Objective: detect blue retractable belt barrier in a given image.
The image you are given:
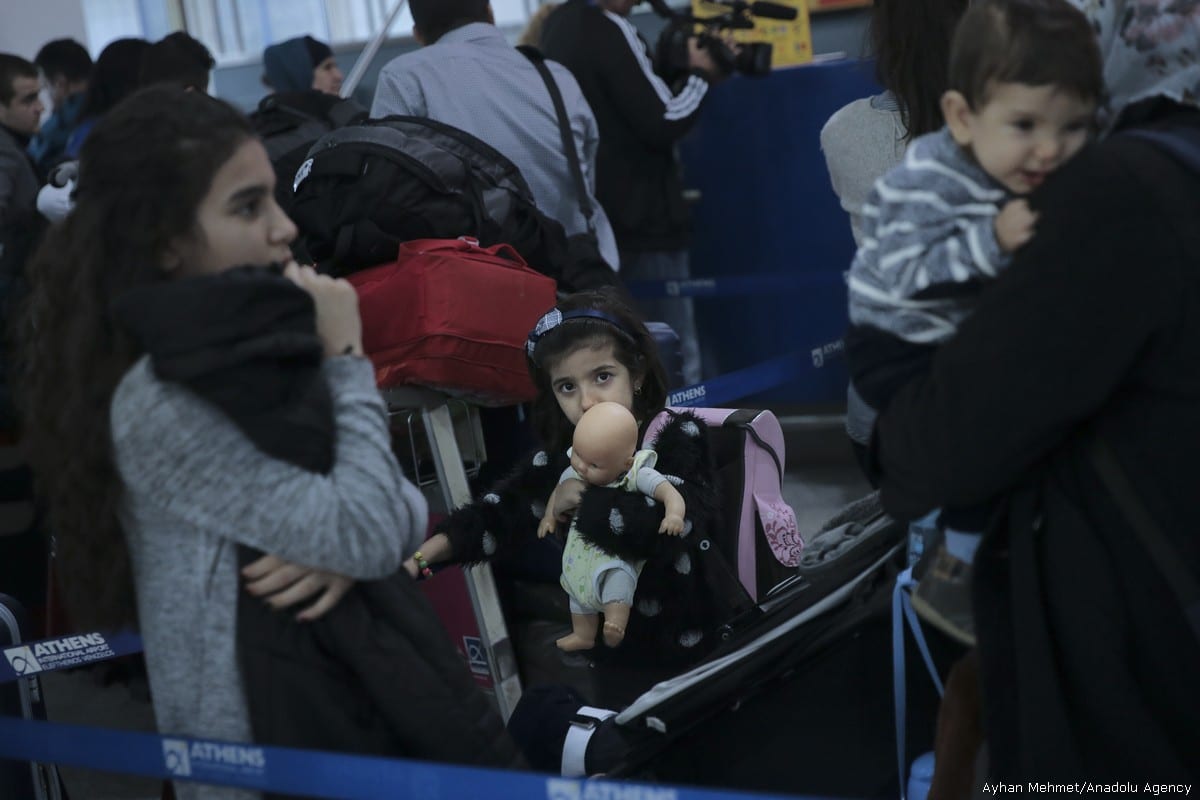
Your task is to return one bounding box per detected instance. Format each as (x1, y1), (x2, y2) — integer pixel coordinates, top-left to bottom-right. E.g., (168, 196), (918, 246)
(624, 272), (843, 300)
(623, 274), (850, 405)
(667, 342), (844, 408)
(0, 715), (846, 800)
(1, 629), (143, 684)
(669, 351), (808, 407)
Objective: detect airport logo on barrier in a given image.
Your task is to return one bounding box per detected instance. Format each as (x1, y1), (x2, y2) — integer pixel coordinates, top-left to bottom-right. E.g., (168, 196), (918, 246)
(5, 633), (114, 676)
(162, 738), (266, 780)
(546, 778), (678, 800)
(668, 385), (706, 406)
(464, 636), (489, 676)
(811, 338), (845, 368)
(3, 645), (41, 676)
(163, 740), (191, 777)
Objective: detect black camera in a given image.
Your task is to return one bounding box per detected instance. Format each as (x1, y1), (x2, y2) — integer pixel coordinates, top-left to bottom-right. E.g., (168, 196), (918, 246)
(645, 0), (798, 80)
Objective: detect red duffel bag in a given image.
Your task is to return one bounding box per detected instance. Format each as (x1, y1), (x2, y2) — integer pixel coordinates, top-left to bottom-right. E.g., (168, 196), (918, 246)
(347, 237), (557, 405)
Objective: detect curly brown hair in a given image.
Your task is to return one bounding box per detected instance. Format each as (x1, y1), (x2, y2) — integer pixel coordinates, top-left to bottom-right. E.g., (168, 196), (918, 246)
(17, 86), (254, 630)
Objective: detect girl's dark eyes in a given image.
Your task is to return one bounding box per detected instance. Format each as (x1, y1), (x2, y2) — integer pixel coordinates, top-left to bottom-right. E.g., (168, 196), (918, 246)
(236, 200), (260, 218)
(556, 372), (612, 392)
(1012, 120), (1035, 132)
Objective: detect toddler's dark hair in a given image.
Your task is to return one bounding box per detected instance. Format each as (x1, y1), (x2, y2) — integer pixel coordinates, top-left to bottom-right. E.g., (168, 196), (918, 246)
(949, 0), (1104, 109)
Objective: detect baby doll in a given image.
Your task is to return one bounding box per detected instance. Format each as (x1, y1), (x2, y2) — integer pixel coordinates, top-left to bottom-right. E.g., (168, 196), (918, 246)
(538, 402), (686, 651)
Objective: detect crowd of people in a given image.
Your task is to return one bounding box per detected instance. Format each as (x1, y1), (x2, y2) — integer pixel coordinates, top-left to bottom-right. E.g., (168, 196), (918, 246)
(0, 0), (1196, 797)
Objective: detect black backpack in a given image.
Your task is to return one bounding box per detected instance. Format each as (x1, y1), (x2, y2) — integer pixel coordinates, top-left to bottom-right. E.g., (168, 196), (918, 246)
(248, 90), (368, 216)
(287, 115), (571, 281)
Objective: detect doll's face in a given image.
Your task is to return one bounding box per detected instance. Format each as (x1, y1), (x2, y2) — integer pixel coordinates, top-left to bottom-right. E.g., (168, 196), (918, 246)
(570, 439), (632, 485)
(570, 401), (638, 485)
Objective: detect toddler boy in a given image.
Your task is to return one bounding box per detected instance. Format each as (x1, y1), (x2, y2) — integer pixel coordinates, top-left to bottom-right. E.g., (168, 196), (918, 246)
(846, 0), (1104, 645)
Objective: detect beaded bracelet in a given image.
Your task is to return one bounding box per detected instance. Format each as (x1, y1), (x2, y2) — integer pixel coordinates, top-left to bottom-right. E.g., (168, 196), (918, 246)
(413, 551), (434, 580)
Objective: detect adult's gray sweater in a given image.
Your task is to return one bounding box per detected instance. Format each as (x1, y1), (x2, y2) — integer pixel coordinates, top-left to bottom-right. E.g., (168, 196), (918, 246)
(111, 355), (427, 800)
(820, 93), (907, 248)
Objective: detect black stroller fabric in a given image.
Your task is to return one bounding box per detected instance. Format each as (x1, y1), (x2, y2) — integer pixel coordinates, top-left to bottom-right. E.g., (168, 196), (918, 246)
(289, 116), (574, 282)
(580, 498), (956, 798)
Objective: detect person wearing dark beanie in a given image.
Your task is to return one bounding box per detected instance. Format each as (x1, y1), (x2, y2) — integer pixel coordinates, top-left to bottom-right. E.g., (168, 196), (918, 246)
(263, 35), (342, 95)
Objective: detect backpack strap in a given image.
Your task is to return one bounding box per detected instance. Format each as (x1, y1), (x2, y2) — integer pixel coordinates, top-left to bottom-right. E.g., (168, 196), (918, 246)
(328, 97), (368, 128)
(1090, 436), (1200, 642)
(256, 92), (366, 132)
(517, 45), (596, 235)
(725, 409), (802, 572)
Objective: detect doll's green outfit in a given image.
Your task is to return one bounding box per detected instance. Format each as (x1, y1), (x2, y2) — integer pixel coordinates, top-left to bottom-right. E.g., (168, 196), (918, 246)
(559, 448), (666, 613)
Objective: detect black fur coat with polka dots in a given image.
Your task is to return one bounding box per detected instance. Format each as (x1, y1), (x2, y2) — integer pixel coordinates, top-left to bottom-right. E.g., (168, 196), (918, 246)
(440, 409), (728, 670)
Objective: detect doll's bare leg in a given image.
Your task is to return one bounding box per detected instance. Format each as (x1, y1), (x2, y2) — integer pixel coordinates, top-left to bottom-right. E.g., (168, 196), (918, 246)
(602, 602), (632, 647)
(598, 568), (636, 647)
(558, 613), (599, 651)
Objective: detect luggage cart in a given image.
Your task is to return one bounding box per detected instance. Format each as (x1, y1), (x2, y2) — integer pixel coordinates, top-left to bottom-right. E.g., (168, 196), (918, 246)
(382, 387), (522, 721)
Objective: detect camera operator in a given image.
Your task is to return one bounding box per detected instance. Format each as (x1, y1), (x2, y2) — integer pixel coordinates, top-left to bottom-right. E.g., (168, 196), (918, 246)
(541, 0), (726, 386)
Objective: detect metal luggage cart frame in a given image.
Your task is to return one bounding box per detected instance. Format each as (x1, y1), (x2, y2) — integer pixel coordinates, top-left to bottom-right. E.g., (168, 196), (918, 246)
(382, 387), (522, 721)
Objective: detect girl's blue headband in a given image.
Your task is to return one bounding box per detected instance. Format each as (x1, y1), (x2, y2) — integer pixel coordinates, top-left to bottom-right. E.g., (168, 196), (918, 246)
(525, 308), (636, 360)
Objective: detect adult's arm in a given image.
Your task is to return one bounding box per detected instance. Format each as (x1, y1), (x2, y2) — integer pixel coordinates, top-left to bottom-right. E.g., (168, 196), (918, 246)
(113, 357), (427, 578)
(434, 446), (567, 564)
(591, 11), (709, 149)
(873, 141), (1185, 519)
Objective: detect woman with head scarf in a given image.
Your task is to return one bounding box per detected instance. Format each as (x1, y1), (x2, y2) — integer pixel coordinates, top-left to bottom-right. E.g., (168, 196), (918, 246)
(868, 0), (1200, 784)
(263, 35), (343, 96)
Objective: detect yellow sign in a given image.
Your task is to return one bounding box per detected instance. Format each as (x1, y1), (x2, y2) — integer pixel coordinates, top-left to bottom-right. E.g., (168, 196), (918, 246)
(691, 0), (813, 69)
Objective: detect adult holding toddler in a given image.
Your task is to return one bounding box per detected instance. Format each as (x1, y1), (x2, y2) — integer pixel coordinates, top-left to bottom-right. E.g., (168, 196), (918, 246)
(868, 0), (1200, 782)
(846, 0), (1104, 644)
